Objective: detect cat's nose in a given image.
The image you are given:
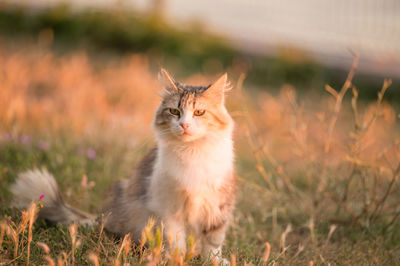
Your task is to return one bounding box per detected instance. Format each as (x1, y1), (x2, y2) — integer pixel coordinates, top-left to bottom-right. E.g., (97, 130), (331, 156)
(179, 123), (189, 130)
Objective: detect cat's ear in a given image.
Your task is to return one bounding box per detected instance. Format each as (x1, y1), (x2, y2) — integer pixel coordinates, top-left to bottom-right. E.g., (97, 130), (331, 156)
(203, 73), (230, 103)
(158, 68), (179, 96)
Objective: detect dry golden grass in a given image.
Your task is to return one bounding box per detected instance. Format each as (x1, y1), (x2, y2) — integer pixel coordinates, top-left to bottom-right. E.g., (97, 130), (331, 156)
(0, 48), (160, 136)
(0, 45), (399, 265)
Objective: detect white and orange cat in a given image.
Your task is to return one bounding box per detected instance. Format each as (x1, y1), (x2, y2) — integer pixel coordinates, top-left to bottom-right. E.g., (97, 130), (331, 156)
(11, 69), (235, 264)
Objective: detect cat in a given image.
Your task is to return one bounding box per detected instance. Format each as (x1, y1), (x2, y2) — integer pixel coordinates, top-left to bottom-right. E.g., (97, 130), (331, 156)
(11, 69), (235, 264)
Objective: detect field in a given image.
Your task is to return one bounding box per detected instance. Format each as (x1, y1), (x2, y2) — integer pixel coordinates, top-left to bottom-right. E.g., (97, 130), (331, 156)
(0, 39), (400, 264)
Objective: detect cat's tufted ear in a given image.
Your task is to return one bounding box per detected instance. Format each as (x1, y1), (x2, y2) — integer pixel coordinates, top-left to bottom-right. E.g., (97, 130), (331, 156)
(203, 73), (230, 104)
(158, 68), (179, 96)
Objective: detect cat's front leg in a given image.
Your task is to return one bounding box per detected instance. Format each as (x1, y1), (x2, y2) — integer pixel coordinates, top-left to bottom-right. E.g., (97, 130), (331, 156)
(201, 225), (230, 265)
(164, 216), (187, 254)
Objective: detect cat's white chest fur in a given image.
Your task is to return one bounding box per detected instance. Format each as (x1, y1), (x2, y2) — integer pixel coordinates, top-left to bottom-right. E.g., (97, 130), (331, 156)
(160, 137), (233, 191)
(148, 136), (233, 219)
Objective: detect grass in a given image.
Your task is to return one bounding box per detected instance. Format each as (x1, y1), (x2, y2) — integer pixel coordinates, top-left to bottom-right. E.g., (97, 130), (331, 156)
(2, 132), (399, 265)
(0, 44), (400, 265)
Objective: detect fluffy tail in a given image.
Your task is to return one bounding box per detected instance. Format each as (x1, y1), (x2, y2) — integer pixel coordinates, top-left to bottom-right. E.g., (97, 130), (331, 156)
(11, 168), (95, 225)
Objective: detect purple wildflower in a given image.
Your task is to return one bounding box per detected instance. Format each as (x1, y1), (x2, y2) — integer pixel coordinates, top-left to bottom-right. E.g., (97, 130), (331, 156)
(39, 194), (45, 201)
(20, 134), (31, 145)
(96, 217), (103, 225)
(87, 148), (96, 160)
(6, 217), (10, 224)
(37, 140), (49, 150)
(1, 133), (11, 142)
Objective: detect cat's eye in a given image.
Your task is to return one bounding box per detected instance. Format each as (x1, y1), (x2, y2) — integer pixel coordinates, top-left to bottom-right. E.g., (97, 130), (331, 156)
(169, 108), (181, 116)
(193, 109), (206, 116)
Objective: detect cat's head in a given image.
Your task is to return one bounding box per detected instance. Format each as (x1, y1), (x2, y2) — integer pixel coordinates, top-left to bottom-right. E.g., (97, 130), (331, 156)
(153, 69), (233, 143)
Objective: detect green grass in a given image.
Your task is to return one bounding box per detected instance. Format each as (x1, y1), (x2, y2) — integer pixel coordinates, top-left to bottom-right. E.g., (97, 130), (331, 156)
(1, 132), (399, 265)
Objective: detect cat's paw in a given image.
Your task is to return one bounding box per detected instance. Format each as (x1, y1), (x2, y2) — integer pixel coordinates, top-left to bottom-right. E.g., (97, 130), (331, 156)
(221, 258), (231, 266)
(215, 257), (230, 266)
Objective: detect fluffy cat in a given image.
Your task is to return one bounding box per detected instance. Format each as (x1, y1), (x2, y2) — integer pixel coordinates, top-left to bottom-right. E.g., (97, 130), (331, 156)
(11, 69), (235, 264)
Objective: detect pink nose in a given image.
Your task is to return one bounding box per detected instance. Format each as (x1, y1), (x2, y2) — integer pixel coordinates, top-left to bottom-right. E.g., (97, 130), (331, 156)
(180, 123), (189, 130)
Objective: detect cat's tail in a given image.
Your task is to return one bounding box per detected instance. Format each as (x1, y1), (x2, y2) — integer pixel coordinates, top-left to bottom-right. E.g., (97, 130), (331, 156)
(10, 168), (96, 226)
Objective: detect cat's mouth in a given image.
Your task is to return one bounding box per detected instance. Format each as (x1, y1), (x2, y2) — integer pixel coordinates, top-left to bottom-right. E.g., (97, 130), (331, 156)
(177, 130), (196, 141)
(180, 131), (192, 137)
(173, 128), (200, 141)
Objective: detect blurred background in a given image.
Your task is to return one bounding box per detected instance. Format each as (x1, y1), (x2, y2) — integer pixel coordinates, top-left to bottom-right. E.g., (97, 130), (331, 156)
(1, 0), (399, 138)
(1, 0), (400, 94)
(36, 0), (400, 78)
